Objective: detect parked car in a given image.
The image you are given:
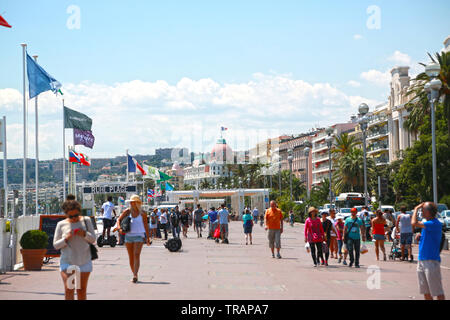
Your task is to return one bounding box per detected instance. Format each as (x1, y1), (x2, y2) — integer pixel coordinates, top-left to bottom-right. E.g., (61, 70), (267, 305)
(437, 203), (449, 214)
(380, 205), (395, 213)
(441, 210), (450, 231)
(339, 208), (352, 219)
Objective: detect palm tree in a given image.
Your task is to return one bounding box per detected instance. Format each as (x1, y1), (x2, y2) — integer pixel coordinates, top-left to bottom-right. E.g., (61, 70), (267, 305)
(332, 132), (360, 157)
(405, 51), (450, 140)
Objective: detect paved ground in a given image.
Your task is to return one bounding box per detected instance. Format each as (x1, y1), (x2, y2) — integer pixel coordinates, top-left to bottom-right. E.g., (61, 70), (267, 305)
(1, 221), (449, 300)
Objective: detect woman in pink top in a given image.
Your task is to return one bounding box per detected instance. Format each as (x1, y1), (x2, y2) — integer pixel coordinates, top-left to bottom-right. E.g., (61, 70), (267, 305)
(304, 207), (325, 267)
(334, 214), (348, 265)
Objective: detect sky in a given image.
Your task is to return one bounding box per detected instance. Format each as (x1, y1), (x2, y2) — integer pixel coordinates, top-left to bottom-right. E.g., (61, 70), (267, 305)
(1, 0), (449, 160)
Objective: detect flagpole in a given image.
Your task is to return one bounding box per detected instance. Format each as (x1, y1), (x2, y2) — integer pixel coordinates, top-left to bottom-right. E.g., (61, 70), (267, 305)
(126, 149), (129, 184)
(62, 99), (66, 200)
(3, 116), (8, 219)
(33, 55), (39, 215)
(21, 43), (27, 216)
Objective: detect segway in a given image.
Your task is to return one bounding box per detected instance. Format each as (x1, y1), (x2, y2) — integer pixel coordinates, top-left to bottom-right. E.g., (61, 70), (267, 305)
(164, 237), (182, 252)
(97, 234), (118, 247)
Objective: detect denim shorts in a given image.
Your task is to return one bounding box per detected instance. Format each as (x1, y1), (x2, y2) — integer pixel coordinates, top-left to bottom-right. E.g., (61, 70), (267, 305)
(125, 234), (145, 243)
(373, 234), (385, 241)
(400, 233), (413, 245)
(60, 260), (93, 273)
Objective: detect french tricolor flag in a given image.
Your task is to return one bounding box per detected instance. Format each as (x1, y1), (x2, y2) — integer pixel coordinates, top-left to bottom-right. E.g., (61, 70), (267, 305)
(127, 155), (146, 175)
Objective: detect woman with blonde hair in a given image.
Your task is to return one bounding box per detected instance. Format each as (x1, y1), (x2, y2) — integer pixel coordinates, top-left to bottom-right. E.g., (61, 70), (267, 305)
(117, 195), (151, 283)
(53, 199), (96, 300)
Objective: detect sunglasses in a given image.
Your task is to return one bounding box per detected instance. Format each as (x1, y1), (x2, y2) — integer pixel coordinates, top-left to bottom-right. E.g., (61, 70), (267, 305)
(68, 213), (80, 219)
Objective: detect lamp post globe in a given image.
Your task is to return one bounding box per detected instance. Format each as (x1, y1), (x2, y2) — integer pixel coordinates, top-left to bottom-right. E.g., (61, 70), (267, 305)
(326, 127), (334, 136)
(358, 103), (369, 116)
(430, 78), (442, 92)
(425, 62), (441, 78)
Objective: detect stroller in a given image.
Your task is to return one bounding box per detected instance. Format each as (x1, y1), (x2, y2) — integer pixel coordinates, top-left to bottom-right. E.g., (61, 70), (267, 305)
(388, 227), (413, 261)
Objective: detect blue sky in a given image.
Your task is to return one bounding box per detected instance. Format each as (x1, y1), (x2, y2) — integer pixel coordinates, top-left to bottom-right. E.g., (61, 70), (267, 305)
(1, 0), (449, 160)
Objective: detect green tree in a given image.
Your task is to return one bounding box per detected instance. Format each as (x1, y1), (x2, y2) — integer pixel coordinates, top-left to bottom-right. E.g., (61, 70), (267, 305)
(393, 103), (450, 206)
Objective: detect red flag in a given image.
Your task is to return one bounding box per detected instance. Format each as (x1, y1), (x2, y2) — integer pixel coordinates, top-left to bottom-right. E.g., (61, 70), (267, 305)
(0, 15), (12, 28)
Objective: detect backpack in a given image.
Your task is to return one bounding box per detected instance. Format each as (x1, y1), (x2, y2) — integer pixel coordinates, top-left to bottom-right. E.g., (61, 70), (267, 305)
(171, 212), (179, 226)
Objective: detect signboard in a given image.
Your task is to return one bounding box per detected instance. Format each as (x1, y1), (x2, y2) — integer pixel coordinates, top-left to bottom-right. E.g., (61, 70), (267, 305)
(83, 185), (137, 194)
(39, 215), (66, 257)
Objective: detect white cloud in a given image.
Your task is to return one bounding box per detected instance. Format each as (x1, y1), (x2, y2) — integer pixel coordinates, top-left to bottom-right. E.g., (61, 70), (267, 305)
(360, 69), (391, 86)
(1, 74), (380, 160)
(353, 34), (363, 40)
(347, 80), (361, 87)
(387, 50), (412, 66)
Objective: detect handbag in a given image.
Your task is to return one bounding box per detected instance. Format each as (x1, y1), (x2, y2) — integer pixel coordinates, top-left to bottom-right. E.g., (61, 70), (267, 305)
(213, 226), (221, 238)
(83, 218), (98, 261)
(120, 211), (131, 233)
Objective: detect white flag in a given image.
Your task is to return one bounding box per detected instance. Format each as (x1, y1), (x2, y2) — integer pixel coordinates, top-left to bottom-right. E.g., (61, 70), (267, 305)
(144, 165), (160, 181)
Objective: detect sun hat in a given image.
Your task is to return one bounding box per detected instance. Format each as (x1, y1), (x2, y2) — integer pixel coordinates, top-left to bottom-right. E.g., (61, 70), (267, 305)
(308, 207), (318, 214)
(129, 195), (142, 203)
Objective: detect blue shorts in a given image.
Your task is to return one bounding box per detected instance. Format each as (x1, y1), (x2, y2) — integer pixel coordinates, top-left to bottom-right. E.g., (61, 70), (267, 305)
(125, 234), (145, 243)
(60, 260), (93, 273)
(373, 234), (385, 241)
(400, 233), (413, 245)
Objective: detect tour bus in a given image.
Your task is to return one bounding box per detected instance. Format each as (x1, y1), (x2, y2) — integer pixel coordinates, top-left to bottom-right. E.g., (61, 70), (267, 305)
(335, 193), (368, 212)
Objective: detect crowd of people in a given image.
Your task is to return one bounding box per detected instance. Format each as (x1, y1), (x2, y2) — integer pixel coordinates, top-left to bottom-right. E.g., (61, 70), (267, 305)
(53, 195), (445, 301)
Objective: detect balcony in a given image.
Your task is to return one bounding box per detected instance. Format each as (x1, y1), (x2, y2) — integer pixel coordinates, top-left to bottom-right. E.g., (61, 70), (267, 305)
(366, 127), (388, 141)
(312, 132), (327, 143)
(367, 142), (389, 155)
(312, 153), (329, 163)
(368, 114), (388, 125)
(374, 155), (389, 166)
(313, 142), (328, 153)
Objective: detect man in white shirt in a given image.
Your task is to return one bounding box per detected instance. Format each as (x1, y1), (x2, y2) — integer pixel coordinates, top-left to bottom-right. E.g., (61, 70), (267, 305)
(101, 196), (116, 240)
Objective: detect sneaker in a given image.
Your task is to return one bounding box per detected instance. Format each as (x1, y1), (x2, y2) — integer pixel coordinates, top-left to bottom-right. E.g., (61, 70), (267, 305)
(246, 242), (248, 245)
(349, 262), (353, 267)
(321, 260), (325, 266)
(325, 261), (328, 266)
(338, 257), (342, 263)
(215, 239), (219, 243)
(313, 264), (317, 267)
(272, 253), (275, 258)
(355, 264), (360, 268)
(343, 260), (347, 266)
(277, 253), (282, 259)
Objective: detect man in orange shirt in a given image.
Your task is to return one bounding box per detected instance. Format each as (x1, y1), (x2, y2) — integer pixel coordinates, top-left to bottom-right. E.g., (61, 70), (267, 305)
(265, 200), (284, 259)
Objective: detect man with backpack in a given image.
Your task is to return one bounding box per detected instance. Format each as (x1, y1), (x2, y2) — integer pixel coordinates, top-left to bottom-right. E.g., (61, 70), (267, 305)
(170, 207), (181, 238)
(194, 204), (204, 238)
(412, 202), (445, 300)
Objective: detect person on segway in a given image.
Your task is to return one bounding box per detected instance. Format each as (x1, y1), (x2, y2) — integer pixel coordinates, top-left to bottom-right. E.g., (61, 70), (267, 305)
(98, 196), (118, 247)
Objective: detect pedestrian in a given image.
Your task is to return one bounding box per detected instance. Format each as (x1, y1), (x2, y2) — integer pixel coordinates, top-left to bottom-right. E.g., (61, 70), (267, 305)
(289, 210), (295, 227)
(101, 196), (117, 241)
(328, 208), (338, 259)
(170, 208), (181, 238)
(383, 209), (395, 242)
(396, 205), (413, 262)
(372, 209), (387, 261)
(363, 211), (372, 241)
(159, 208), (169, 240)
(117, 195), (151, 283)
(54, 199), (96, 300)
(180, 209), (190, 238)
(320, 211), (332, 266)
(252, 207), (259, 224)
(412, 202), (445, 300)
(343, 207), (366, 268)
(193, 204), (204, 238)
(265, 200), (284, 259)
(218, 203), (230, 243)
(243, 209), (253, 245)
(304, 207), (324, 267)
(148, 208), (158, 240)
(208, 207), (219, 239)
(334, 214), (348, 265)
(155, 208), (162, 238)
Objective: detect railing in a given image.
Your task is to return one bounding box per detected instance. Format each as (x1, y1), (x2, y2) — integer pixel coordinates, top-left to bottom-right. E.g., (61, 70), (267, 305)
(368, 142), (388, 152)
(375, 156), (389, 165)
(367, 128), (388, 138)
(313, 163), (331, 172)
(314, 142), (328, 150)
(312, 153), (329, 161)
(369, 114), (388, 124)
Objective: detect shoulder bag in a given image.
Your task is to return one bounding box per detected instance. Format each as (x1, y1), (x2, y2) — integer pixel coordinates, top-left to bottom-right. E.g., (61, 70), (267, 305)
(83, 217), (98, 260)
(344, 219), (359, 243)
(120, 210), (132, 233)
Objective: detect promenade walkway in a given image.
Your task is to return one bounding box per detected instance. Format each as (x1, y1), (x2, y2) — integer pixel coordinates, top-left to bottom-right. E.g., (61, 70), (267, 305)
(1, 221), (449, 300)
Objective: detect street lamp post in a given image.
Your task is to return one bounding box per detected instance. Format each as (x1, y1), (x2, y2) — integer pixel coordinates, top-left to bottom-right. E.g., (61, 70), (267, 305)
(425, 62), (442, 204)
(304, 141), (312, 200)
(325, 128), (334, 206)
(358, 103), (370, 206)
(288, 148), (293, 202)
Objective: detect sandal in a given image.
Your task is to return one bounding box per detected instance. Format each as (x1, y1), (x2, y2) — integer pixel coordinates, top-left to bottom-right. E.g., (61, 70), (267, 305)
(132, 276), (138, 283)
